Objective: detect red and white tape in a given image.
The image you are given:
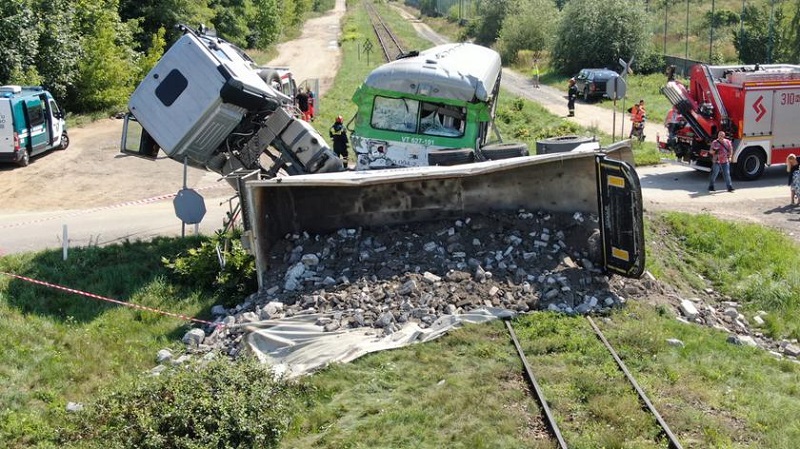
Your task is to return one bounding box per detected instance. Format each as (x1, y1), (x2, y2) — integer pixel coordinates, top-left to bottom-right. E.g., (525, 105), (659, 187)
(1, 271), (221, 328)
(0, 185), (229, 230)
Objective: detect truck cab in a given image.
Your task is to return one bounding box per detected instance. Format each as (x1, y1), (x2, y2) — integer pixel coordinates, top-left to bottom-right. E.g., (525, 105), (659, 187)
(0, 85), (69, 167)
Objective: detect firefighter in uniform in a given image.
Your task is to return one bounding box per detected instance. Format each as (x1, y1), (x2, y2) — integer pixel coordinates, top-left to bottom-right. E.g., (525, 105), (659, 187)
(567, 78), (578, 117)
(329, 115), (349, 168)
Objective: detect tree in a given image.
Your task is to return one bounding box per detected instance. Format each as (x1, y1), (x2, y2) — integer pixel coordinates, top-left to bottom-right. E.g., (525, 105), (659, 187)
(733, 4), (785, 64)
(783, 0), (800, 62)
(551, 0), (653, 75)
(70, 0), (139, 112)
(36, 0), (82, 101)
(463, 0), (510, 46)
(251, 0), (281, 49)
(119, 0), (214, 52)
(210, 0), (254, 48)
(495, 0), (559, 64)
(0, 0), (41, 85)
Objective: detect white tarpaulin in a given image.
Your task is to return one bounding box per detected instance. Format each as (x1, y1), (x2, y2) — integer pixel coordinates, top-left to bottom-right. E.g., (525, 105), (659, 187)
(245, 308), (515, 378)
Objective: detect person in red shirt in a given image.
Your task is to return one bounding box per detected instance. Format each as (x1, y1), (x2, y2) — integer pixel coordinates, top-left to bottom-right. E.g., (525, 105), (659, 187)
(628, 100), (646, 139)
(708, 131), (735, 192)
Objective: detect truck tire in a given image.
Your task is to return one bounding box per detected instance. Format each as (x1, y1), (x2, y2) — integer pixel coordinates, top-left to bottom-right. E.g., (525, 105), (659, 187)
(258, 69), (281, 89)
(59, 132), (70, 150)
(428, 148), (474, 166)
(17, 149), (30, 167)
(735, 147), (766, 180)
(480, 142), (529, 160)
(535, 135), (594, 155)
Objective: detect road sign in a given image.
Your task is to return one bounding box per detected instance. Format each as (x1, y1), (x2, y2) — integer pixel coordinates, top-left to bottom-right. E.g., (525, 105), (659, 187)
(618, 57), (635, 76)
(173, 188), (206, 224)
(606, 77), (627, 100)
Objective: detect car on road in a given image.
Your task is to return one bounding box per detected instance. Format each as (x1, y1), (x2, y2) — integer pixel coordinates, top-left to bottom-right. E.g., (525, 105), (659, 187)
(574, 68), (620, 102)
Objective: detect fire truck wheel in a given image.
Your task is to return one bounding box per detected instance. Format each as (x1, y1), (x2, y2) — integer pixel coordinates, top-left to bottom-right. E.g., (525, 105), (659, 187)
(735, 147), (765, 181)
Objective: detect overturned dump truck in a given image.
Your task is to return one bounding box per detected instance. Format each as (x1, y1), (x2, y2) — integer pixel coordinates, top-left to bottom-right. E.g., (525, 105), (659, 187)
(120, 25), (646, 286)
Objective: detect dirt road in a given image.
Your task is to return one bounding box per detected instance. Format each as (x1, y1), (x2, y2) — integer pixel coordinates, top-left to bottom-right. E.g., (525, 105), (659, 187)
(0, 0), (797, 256)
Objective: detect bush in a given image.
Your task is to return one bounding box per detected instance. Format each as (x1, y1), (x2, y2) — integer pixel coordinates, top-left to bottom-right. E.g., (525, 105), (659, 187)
(59, 357), (313, 449)
(163, 228), (257, 304)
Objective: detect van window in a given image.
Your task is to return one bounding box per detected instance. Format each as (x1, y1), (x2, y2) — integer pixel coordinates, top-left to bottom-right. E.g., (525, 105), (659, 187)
(26, 102), (45, 127)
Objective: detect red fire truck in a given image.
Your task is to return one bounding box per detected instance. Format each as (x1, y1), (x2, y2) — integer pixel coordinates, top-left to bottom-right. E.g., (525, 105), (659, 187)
(660, 63), (800, 180)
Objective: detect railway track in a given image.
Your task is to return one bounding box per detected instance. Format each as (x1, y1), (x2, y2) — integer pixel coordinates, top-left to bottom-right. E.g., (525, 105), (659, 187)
(505, 316), (685, 448)
(364, 1), (405, 62)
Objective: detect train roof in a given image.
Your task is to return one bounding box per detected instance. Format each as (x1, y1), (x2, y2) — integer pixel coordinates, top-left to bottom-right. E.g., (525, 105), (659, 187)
(361, 43), (502, 102)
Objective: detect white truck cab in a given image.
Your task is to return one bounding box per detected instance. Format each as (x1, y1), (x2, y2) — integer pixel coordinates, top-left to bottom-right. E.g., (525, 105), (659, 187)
(0, 85), (69, 167)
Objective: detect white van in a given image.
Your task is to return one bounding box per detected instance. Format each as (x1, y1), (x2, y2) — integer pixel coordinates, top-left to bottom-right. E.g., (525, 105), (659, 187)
(0, 85), (69, 167)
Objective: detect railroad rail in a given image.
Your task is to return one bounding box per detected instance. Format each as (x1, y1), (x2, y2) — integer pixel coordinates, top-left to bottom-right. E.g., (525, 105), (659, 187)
(364, 1), (405, 62)
(505, 316), (685, 448)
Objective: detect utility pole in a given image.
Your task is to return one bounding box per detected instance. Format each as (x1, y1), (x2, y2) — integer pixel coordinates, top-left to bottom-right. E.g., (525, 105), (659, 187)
(685, 0), (690, 63)
(739, 0), (746, 63)
(664, 0), (668, 54)
(710, 0), (715, 61)
(767, 0), (775, 63)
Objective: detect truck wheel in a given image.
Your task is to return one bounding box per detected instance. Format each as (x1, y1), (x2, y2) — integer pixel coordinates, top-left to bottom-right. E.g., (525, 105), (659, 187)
(428, 148), (474, 166)
(59, 132), (70, 150)
(480, 142), (529, 160)
(735, 147), (765, 180)
(17, 150), (30, 167)
(535, 135), (595, 155)
(258, 69), (281, 89)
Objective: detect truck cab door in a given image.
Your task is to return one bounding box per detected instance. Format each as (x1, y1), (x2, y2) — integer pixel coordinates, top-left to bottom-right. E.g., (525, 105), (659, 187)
(595, 155), (646, 278)
(119, 113), (160, 160)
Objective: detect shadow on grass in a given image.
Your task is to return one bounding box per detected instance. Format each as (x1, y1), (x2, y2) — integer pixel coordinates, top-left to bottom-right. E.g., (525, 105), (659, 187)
(1, 235), (216, 326)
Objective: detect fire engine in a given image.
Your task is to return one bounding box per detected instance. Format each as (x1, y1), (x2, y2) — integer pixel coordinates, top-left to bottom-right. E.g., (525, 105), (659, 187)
(660, 63), (800, 180)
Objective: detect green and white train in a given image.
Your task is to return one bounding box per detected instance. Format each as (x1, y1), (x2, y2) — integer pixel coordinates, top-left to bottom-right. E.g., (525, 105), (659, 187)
(350, 43), (528, 170)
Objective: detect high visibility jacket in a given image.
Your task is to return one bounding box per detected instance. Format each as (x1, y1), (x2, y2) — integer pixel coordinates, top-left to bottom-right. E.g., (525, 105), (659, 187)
(630, 107), (645, 123)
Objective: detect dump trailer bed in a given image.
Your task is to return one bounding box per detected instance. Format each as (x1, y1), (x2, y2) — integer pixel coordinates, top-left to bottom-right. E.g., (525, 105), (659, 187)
(242, 142), (644, 286)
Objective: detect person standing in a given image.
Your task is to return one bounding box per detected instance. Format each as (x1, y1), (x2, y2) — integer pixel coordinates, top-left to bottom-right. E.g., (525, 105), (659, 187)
(628, 101), (646, 139)
(708, 131), (735, 193)
(329, 115), (349, 168)
(787, 154), (799, 205)
(532, 61), (540, 88)
(296, 89), (310, 121)
(567, 78), (577, 117)
(307, 88), (315, 121)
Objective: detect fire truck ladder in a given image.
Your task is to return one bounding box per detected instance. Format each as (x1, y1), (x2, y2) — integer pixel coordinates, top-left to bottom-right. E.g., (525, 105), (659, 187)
(660, 81), (713, 142)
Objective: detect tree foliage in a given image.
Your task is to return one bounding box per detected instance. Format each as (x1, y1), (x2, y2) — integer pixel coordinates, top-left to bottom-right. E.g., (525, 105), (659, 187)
(0, 0), (41, 85)
(495, 0), (559, 64)
(551, 0), (654, 75)
(733, 3), (786, 64)
(463, 0), (510, 46)
(784, 0), (800, 63)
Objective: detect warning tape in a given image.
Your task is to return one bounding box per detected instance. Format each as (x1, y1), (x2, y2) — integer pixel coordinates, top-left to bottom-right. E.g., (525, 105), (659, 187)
(1, 271), (221, 328)
(0, 185), (231, 230)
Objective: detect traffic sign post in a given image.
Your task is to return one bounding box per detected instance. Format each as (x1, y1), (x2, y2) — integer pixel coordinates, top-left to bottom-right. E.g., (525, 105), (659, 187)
(617, 57), (635, 141)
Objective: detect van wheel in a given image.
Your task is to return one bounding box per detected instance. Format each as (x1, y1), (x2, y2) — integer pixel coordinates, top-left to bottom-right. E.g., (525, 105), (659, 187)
(59, 132), (70, 150)
(480, 142), (529, 160)
(17, 150), (30, 167)
(428, 148), (474, 166)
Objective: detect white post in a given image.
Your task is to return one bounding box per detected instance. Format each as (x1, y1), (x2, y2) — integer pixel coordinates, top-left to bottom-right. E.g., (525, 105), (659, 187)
(62, 224), (68, 260)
